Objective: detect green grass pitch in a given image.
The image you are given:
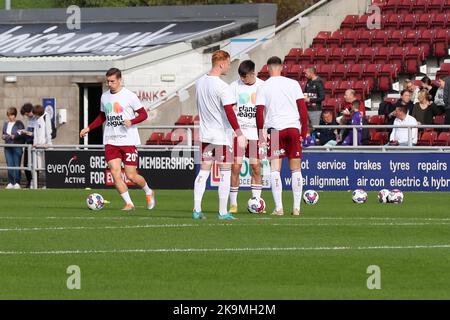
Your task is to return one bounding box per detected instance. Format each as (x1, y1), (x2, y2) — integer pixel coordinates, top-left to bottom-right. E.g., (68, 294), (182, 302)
(0, 189), (449, 299)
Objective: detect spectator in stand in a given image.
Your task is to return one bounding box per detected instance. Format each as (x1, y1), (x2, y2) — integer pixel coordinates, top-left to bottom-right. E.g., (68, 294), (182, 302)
(341, 100), (364, 146)
(387, 90), (414, 126)
(420, 76), (438, 101)
(312, 110), (338, 146)
(404, 79), (420, 104)
(32, 104), (52, 182)
(388, 105), (418, 146)
(19, 103), (37, 188)
(304, 67), (325, 129)
(342, 89), (366, 117)
(444, 76), (450, 127)
(412, 89), (444, 126)
(434, 78), (445, 108)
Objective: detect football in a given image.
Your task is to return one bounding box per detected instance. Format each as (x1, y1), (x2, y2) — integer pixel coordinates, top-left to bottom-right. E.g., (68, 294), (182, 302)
(247, 197), (266, 214)
(377, 189), (390, 203)
(86, 193), (105, 211)
(352, 189), (368, 204)
(303, 190), (319, 205)
(388, 189), (404, 204)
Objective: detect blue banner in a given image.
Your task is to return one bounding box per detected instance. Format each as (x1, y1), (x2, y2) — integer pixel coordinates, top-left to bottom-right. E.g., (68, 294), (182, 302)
(207, 153), (450, 192)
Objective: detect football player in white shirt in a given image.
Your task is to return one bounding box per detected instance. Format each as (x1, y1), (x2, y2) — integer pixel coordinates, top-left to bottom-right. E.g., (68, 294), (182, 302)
(228, 60), (265, 213)
(256, 56), (308, 216)
(193, 50), (247, 220)
(80, 68), (155, 211)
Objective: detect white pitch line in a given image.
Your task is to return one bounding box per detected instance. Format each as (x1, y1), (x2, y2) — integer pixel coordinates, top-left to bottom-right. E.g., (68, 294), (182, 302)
(1, 244), (450, 255)
(0, 222), (449, 233)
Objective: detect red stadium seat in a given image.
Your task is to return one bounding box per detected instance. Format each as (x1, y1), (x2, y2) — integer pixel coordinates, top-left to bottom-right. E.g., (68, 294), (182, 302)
(334, 80), (354, 96)
(332, 64), (349, 81)
(428, 0), (445, 13)
(378, 64), (397, 92)
(433, 114), (446, 125)
(146, 132), (164, 145)
(322, 97), (340, 114)
(324, 81), (338, 96)
(175, 114), (194, 126)
(347, 64), (365, 81)
(400, 13), (418, 28)
(315, 47), (331, 64)
(411, 0), (428, 14)
(340, 15), (358, 30)
(434, 132), (450, 146)
(354, 80), (371, 100)
(359, 47), (376, 65)
(356, 30), (374, 48)
(327, 30), (344, 48)
(316, 64), (335, 80)
(372, 30), (388, 48)
(387, 30), (405, 47)
(312, 31), (331, 48)
(403, 30), (419, 48)
(363, 64), (380, 87)
(416, 13), (433, 30)
(373, 47), (392, 65)
(342, 30), (359, 48)
(368, 115), (386, 125)
(298, 48), (316, 65)
(431, 13), (448, 28)
(284, 48), (303, 65)
(385, 14), (402, 30)
(383, 0), (400, 14)
(390, 47), (406, 72)
(384, 97), (398, 104)
(417, 29), (436, 57)
(369, 131), (389, 145)
(436, 63), (450, 80)
(416, 130), (438, 146)
(281, 64), (290, 77)
(355, 14), (370, 29)
(405, 46), (424, 74)
(193, 115), (200, 124)
(286, 64), (303, 80)
(329, 47), (346, 64)
(397, 0), (413, 13)
(170, 128), (188, 145)
(258, 65), (269, 80)
(342, 48), (361, 64)
(434, 29), (449, 58)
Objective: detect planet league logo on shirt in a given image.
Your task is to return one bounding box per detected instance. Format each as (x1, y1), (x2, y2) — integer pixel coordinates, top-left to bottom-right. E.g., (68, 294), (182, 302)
(236, 92), (257, 126)
(104, 102), (125, 127)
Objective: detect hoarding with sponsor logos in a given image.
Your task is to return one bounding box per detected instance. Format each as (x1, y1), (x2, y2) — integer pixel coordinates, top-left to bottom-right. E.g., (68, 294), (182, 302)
(45, 150), (195, 189)
(209, 153), (450, 192)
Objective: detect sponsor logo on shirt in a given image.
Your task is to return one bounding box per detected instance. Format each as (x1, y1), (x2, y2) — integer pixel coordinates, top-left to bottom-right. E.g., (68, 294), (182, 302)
(103, 102), (124, 115)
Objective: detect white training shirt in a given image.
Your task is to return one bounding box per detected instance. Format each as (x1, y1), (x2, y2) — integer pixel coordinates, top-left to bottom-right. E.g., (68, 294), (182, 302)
(230, 78), (264, 141)
(390, 114), (418, 145)
(195, 74), (236, 146)
(255, 76), (304, 131)
(100, 87), (142, 146)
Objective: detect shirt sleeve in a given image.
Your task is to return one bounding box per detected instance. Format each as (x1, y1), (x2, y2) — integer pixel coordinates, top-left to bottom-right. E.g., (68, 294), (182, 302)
(129, 91), (143, 111)
(294, 81), (305, 100)
(255, 85), (266, 106)
(220, 84), (236, 107)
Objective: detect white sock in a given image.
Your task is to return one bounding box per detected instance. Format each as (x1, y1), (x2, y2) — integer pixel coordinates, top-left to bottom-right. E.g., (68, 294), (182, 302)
(270, 171), (283, 210)
(230, 187), (239, 206)
(120, 191), (133, 205)
(251, 184), (262, 198)
(194, 170), (210, 212)
(292, 171), (303, 210)
(218, 168), (231, 215)
(143, 183), (153, 196)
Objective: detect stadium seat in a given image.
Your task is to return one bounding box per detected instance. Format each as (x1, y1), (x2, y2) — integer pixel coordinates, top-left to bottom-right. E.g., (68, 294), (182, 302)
(342, 48), (361, 64)
(417, 29), (436, 57)
(363, 64), (380, 87)
(332, 64), (349, 81)
(298, 80), (307, 91)
(329, 48), (345, 64)
(298, 48), (316, 65)
(390, 47), (406, 72)
(281, 64), (290, 77)
(378, 64), (397, 92)
(342, 30), (359, 48)
(372, 30), (389, 48)
(416, 13), (433, 30)
(359, 47), (376, 65)
(387, 30), (405, 46)
(385, 14), (402, 29)
(383, 0), (401, 14)
(355, 14), (370, 30)
(433, 114), (446, 126)
(416, 130), (438, 146)
(347, 64), (365, 81)
(373, 47), (392, 65)
(369, 131), (389, 145)
(340, 15), (358, 30)
(428, 0), (445, 13)
(405, 46), (424, 74)
(312, 31), (331, 48)
(368, 115), (386, 126)
(174, 115), (194, 126)
(161, 132), (175, 145)
(286, 64), (303, 80)
(434, 132), (450, 146)
(354, 80), (371, 100)
(384, 97), (398, 104)
(430, 13), (448, 28)
(315, 47), (331, 64)
(434, 29), (449, 58)
(193, 115), (200, 124)
(327, 30), (344, 48)
(146, 132), (165, 145)
(411, 0), (428, 14)
(322, 97), (340, 114)
(316, 64), (335, 80)
(170, 128), (188, 145)
(397, 0), (413, 14)
(401, 13), (418, 29)
(403, 30), (419, 48)
(436, 63), (450, 80)
(356, 30), (373, 48)
(284, 48), (303, 65)
(324, 81), (338, 96)
(258, 65), (269, 80)
(334, 80), (354, 97)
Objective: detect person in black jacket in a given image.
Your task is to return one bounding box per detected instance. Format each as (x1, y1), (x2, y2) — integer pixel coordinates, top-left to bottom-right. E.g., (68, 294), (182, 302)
(304, 67), (325, 129)
(382, 90), (414, 127)
(312, 110), (338, 146)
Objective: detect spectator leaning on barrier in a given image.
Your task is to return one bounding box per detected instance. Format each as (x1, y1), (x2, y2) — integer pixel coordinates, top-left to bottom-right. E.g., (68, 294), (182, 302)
(388, 105), (418, 146)
(19, 103), (37, 188)
(2, 107), (25, 189)
(434, 78), (445, 108)
(304, 67), (325, 129)
(443, 76), (450, 126)
(420, 76), (439, 101)
(412, 89), (444, 126)
(312, 109), (338, 146)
